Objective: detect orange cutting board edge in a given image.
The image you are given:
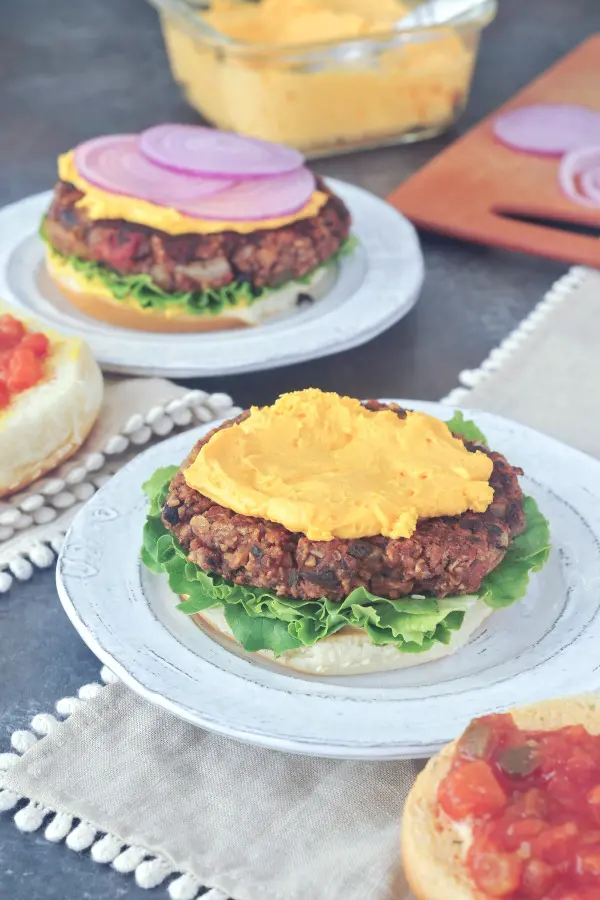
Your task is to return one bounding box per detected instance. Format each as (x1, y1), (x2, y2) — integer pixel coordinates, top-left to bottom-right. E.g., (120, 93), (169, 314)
(388, 35), (600, 268)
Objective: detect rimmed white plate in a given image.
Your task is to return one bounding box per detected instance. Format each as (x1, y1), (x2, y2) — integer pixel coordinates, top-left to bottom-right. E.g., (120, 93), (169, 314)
(0, 182), (423, 377)
(56, 401), (600, 759)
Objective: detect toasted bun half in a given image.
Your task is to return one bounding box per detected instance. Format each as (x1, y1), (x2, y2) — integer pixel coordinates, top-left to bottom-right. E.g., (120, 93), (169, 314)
(192, 600), (493, 675)
(0, 334), (103, 497)
(46, 251), (333, 334)
(402, 695), (600, 900)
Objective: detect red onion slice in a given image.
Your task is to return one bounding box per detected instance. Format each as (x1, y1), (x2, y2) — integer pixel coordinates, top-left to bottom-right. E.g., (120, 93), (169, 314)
(175, 167), (316, 221)
(140, 124), (304, 178)
(581, 168), (600, 206)
(493, 104), (600, 156)
(74, 135), (234, 204)
(559, 145), (600, 208)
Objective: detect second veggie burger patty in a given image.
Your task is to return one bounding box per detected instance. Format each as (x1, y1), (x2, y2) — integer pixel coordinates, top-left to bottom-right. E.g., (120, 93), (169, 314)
(161, 402), (526, 603)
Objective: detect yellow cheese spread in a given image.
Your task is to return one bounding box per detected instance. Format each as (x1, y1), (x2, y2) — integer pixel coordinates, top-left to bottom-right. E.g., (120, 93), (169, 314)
(204, 0), (410, 43)
(160, 0), (476, 152)
(183, 389), (494, 541)
(58, 151), (328, 236)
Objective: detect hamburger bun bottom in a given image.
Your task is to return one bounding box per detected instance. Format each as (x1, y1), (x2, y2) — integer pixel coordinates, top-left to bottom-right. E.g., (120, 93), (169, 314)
(402, 695), (600, 900)
(0, 336), (103, 497)
(46, 252), (334, 333)
(191, 600), (493, 675)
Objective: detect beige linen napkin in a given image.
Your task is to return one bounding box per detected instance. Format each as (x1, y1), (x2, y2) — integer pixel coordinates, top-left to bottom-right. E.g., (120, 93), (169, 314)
(2, 266), (599, 900)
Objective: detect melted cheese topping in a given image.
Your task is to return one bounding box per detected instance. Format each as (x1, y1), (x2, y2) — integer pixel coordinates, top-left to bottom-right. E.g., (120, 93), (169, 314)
(184, 389), (494, 541)
(58, 151), (328, 235)
(46, 249), (126, 302)
(204, 0), (409, 44)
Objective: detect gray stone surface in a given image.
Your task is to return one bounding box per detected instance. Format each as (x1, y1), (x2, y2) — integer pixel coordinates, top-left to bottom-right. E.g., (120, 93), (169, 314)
(1, 0), (599, 896)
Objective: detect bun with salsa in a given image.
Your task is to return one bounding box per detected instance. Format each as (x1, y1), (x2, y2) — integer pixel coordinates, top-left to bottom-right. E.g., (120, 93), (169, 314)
(403, 695), (600, 900)
(0, 309), (103, 497)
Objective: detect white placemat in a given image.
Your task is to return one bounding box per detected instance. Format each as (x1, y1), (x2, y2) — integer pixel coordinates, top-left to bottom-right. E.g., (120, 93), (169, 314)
(1, 264), (598, 900)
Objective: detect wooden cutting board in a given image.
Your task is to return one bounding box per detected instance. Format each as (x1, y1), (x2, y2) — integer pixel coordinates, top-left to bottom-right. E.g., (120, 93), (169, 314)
(388, 35), (600, 267)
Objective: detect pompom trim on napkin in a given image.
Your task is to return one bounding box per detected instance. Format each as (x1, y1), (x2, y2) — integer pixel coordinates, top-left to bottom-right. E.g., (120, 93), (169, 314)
(0, 665), (230, 900)
(440, 266), (589, 406)
(0, 390), (242, 595)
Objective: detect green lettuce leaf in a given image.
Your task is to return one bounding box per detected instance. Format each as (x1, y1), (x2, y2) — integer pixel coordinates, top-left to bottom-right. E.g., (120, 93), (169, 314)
(446, 410), (487, 444)
(142, 466), (179, 515)
(140, 415), (551, 656)
(41, 221), (357, 318)
(224, 605), (304, 654)
(478, 496), (550, 608)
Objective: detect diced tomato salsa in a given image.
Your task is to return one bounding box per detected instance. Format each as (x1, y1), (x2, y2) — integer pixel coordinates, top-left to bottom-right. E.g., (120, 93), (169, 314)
(0, 314), (50, 408)
(437, 713), (600, 899)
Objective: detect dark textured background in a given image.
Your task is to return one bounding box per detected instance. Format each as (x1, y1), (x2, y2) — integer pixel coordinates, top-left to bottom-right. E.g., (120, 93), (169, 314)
(1, 1), (599, 896)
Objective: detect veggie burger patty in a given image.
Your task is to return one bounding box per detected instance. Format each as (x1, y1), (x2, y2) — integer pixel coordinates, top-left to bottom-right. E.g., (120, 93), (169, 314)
(161, 401), (526, 604)
(43, 177), (351, 295)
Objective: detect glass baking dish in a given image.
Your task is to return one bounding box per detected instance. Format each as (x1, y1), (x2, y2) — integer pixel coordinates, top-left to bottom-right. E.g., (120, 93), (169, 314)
(148, 0), (497, 158)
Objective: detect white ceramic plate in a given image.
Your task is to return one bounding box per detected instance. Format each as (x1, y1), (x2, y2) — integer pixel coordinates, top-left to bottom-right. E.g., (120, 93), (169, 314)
(0, 182), (423, 377)
(56, 400), (600, 759)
